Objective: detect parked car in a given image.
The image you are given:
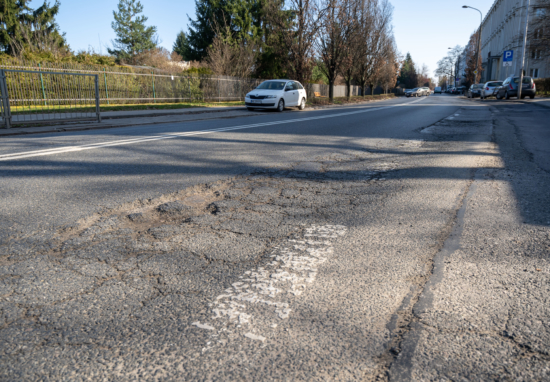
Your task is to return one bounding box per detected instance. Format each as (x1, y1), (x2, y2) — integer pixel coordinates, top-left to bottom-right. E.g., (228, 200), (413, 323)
(480, 81), (503, 99)
(495, 76), (536, 99)
(421, 87), (430, 96)
(452, 86), (466, 95)
(434, 86), (442, 94)
(245, 79), (307, 111)
(446, 87), (455, 94)
(467, 84), (484, 98)
(406, 88), (424, 97)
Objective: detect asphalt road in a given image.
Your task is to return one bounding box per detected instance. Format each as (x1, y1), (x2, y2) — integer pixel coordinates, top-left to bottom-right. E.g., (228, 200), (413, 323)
(0, 94), (549, 380)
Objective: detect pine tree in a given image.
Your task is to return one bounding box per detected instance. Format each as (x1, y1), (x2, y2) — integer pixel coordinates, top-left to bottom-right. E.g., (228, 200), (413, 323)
(108, 0), (157, 61)
(173, 30), (190, 60)
(185, 0), (265, 62)
(398, 53), (418, 89)
(0, 0), (67, 57)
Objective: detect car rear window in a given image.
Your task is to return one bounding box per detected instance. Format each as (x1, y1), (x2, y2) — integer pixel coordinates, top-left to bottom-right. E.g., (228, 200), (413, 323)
(513, 77), (532, 84)
(488, 82), (503, 86)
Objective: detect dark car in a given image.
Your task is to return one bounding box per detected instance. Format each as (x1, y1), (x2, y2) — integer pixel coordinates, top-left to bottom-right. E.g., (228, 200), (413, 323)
(467, 84), (484, 98)
(452, 86), (466, 95)
(495, 76), (536, 99)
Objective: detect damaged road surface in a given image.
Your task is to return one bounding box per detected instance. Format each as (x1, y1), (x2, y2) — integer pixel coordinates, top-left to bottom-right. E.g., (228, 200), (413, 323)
(1, 96), (549, 380)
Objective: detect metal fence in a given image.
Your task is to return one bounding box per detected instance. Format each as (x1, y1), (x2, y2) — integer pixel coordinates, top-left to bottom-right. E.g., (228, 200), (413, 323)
(0, 69), (100, 129)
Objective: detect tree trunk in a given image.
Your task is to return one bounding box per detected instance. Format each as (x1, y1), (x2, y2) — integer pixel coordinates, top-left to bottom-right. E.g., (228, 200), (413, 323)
(329, 81), (335, 102)
(345, 79), (351, 100)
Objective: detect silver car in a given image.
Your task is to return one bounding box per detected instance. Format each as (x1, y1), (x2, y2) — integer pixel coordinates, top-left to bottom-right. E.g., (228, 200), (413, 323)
(480, 81), (503, 99)
(245, 80), (307, 112)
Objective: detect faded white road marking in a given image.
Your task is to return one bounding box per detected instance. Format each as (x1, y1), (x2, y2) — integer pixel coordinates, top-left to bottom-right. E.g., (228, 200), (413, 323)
(0, 98), (426, 162)
(244, 333), (266, 342)
(192, 322), (215, 330)
(192, 225), (347, 347)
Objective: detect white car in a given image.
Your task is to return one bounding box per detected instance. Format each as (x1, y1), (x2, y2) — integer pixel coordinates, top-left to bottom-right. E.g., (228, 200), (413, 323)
(480, 81), (503, 99)
(245, 80), (307, 112)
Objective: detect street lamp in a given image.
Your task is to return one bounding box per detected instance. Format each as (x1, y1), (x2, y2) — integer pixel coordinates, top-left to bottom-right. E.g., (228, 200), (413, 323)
(463, 5), (483, 83)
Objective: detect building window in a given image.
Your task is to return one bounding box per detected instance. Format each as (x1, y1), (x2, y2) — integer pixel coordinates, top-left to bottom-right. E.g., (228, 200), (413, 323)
(534, 28), (543, 39)
(535, 8), (547, 18)
(531, 50), (542, 59)
(530, 68), (539, 78)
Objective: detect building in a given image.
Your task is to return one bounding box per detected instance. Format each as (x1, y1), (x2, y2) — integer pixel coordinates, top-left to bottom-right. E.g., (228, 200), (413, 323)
(479, 0), (548, 81)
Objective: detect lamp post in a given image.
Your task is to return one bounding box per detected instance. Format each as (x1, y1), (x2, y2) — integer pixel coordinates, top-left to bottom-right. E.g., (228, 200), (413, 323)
(463, 5), (483, 83)
(518, 0), (531, 100)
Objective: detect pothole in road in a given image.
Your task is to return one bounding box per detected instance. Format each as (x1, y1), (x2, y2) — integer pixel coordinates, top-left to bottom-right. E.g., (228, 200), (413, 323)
(0, 153), (399, 346)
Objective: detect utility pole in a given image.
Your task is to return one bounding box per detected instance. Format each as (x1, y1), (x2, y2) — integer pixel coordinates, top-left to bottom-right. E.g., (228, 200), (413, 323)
(518, 0), (531, 100)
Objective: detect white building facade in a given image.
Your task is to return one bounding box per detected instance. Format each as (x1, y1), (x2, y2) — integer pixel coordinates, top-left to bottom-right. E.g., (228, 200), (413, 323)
(479, 0), (548, 82)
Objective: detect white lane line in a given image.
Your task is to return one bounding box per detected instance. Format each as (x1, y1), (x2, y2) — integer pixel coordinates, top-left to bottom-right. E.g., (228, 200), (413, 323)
(0, 98), (426, 162)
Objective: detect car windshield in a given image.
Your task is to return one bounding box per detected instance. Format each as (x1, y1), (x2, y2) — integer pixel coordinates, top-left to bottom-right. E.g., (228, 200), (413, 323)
(412, 88), (419, 91)
(513, 77), (532, 84)
(256, 81), (286, 90)
(474, 84), (483, 88)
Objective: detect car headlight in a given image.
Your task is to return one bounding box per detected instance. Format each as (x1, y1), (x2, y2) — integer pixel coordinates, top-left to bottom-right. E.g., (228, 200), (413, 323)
(245, 94), (251, 98)
(261, 95), (274, 98)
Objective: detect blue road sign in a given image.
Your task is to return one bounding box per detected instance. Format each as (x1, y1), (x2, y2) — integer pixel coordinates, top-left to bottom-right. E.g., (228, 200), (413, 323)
(503, 50), (513, 67)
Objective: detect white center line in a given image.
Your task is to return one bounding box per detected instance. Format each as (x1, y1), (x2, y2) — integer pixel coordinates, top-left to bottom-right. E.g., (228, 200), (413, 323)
(0, 98), (426, 162)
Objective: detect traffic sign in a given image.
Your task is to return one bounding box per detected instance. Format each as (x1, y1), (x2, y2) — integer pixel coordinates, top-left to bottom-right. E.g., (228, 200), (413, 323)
(503, 50), (513, 67)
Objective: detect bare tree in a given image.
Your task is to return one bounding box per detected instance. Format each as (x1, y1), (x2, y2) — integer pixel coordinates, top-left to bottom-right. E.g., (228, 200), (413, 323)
(354, 0), (394, 97)
(316, 0), (359, 101)
(435, 45), (462, 86)
(205, 20), (259, 78)
(376, 43), (399, 93)
(265, 0), (323, 84)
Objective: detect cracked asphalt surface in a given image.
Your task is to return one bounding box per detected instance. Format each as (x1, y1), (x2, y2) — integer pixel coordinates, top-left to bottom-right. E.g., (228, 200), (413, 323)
(0, 95), (549, 380)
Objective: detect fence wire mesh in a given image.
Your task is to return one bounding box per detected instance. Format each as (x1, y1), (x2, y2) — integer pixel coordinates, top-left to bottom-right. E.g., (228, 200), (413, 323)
(0, 69), (100, 128)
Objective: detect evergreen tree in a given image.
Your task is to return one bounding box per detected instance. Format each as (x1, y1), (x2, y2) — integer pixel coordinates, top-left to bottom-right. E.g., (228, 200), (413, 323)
(173, 30), (190, 60)
(0, 0), (68, 56)
(185, 0), (265, 61)
(108, 0), (157, 61)
(398, 52), (418, 88)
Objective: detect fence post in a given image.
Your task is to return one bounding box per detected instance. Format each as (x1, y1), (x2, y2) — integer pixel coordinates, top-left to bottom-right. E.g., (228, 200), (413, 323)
(187, 76), (190, 101)
(103, 68), (110, 105)
(94, 75), (101, 123)
(152, 71), (156, 103)
(38, 63), (47, 106)
(0, 69), (11, 129)
(218, 77), (220, 102)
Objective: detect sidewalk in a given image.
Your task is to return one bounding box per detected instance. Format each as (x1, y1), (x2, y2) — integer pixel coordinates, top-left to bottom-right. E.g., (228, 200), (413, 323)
(0, 106), (252, 137)
(520, 96), (550, 109)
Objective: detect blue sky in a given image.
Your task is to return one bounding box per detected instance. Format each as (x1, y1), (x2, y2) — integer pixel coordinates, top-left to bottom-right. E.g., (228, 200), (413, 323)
(55, 0), (496, 77)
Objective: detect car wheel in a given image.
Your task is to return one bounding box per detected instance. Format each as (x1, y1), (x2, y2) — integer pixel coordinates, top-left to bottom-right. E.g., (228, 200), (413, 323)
(277, 98), (284, 112)
(505, 91), (510, 100)
(530, 95), (535, 99)
(520, 95), (525, 99)
(496, 92), (502, 100)
(247, 107), (254, 111)
(298, 98), (306, 110)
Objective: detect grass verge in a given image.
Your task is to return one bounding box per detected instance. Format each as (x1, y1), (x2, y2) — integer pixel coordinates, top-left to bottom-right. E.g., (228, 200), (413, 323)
(11, 101), (246, 115)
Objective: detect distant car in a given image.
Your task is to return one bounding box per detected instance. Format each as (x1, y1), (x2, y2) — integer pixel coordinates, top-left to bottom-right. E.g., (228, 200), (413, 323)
(434, 87), (442, 94)
(245, 79), (307, 111)
(495, 76), (536, 99)
(406, 88), (423, 97)
(467, 84), (484, 98)
(480, 81), (503, 99)
(421, 87), (430, 96)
